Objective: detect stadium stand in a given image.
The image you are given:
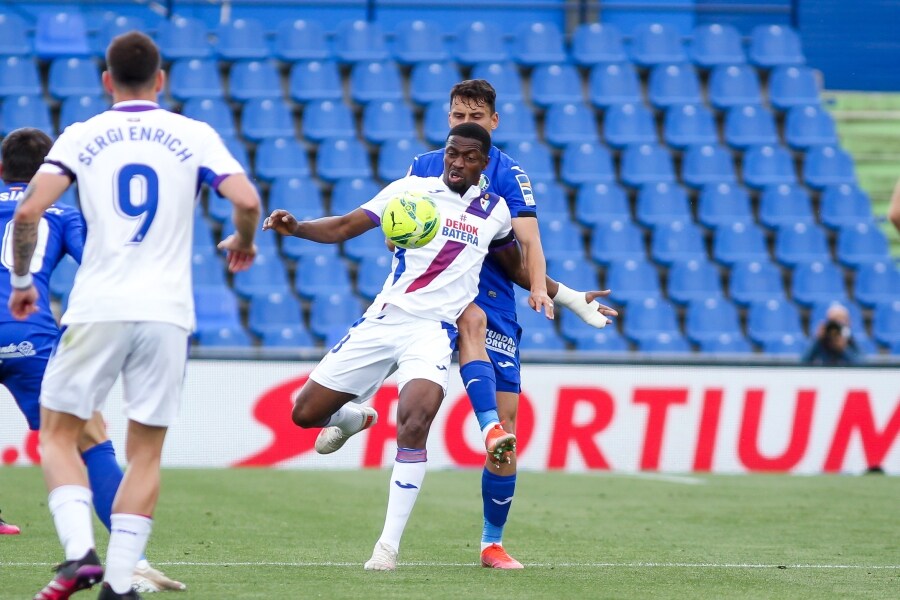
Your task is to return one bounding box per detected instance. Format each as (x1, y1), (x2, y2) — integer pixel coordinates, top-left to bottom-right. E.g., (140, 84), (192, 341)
(392, 20), (449, 65)
(274, 19), (330, 62)
(215, 18), (269, 61)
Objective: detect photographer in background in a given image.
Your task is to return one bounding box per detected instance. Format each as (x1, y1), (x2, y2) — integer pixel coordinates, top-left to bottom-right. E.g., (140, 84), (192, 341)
(802, 303), (861, 366)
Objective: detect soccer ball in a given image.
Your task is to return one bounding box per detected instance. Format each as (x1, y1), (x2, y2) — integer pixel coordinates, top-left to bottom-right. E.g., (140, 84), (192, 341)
(380, 191), (440, 249)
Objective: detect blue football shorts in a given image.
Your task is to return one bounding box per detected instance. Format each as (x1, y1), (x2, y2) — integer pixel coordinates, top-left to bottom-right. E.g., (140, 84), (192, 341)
(482, 308), (522, 394)
(0, 324), (59, 431)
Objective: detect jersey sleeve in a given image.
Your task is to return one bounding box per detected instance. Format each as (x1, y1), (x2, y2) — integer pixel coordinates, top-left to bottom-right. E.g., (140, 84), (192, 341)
(43, 123), (85, 182)
(196, 122), (245, 196)
(360, 178), (412, 225)
(61, 207), (86, 264)
(497, 157), (537, 219)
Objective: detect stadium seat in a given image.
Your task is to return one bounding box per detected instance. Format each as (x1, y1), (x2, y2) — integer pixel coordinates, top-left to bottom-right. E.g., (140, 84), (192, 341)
(309, 293), (366, 340)
(699, 332), (753, 354)
(194, 286), (243, 331)
(639, 332), (693, 354)
(220, 134), (250, 173)
(620, 143), (676, 187)
(1, 95), (53, 137)
(622, 297), (681, 344)
(560, 142), (615, 187)
(330, 177), (381, 217)
(288, 60), (343, 104)
(819, 184), (874, 230)
(575, 182), (631, 228)
(59, 95), (106, 131)
(571, 327), (630, 352)
(667, 258), (723, 305)
(233, 251), (291, 300)
(274, 18), (330, 62)
(35, 11), (91, 59)
(423, 100), (451, 146)
(853, 260), (900, 308)
(511, 21), (566, 65)
(48, 58), (100, 100)
(519, 330), (567, 351)
(295, 254), (352, 300)
(742, 144), (797, 189)
(317, 138), (373, 182)
(181, 98), (235, 137)
(255, 137), (310, 181)
(685, 297), (742, 344)
(697, 182), (753, 229)
(835, 222), (890, 268)
(168, 59), (223, 102)
(588, 63), (643, 109)
(530, 64), (585, 108)
(215, 18), (268, 61)
(392, 20), (449, 65)
(362, 100), (416, 145)
(629, 23), (686, 67)
(349, 60), (404, 105)
(505, 140), (556, 182)
(603, 102), (657, 149)
(191, 245), (226, 288)
(808, 300), (869, 340)
(547, 257), (600, 293)
(268, 177), (324, 220)
(514, 291), (557, 335)
(723, 105), (779, 149)
(647, 63), (702, 109)
(663, 103), (719, 149)
(761, 333), (807, 356)
(301, 100), (355, 142)
(544, 102), (599, 148)
(784, 105), (838, 150)
(334, 20), (389, 64)
(728, 260), (785, 306)
(378, 138), (428, 182)
(571, 22), (627, 66)
(773, 222), (830, 267)
(0, 13), (31, 56)
(635, 182), (691, 228)
(746, 298), (805, 345)
(531, 180), (570, 221)
(650, 220), (707, 266)
(768, 66), (821, 111)
(713, 222), (770, 267)
(0, 57), (42, 98)
(590, 220), (646, 265)
(409, 61), (460, 107)
(538, 218), (585, 261)
(749, 24), (805, 68)
(260, 325), (316, 348)
(873, 300), (900, 347)
(708, 65), (763, 110)
(491, 100), (538, 146)
(194, 324), (253, 347)
(790, 260), (847, 308)
(92, 14), (144, 57)
(156, 16), (211, 60)
(343, 228), (387, 263)
(282, 233), (339, 262)
(241, 98), (295, 141)
(803, 145), (856, 189)
(689, 23), (745, 68)
(357, 253), (393, 300)
(758, 184), (815, 230)
(681, 143), (737, 188)
(470, 62), (524, 103)
(247, 292), (304, 338)
(605, 259), (662, 306)
(453, 21), (509, 65)
(228, 60), (281, 102)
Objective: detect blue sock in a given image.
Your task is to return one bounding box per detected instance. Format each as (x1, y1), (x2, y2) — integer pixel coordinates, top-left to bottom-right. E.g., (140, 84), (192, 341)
(460, 360), (498, 431)
(81, 440), (123, 532)
(482, 469), (516, 544)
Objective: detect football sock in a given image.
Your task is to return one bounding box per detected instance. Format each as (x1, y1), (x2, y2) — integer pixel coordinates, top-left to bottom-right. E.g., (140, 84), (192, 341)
(324, 404), (365, 434)
(82, 440), (123, 532)
(481, 469), (517, 548)
(378, 448), (427, 552)
(460, 360), (500, 433)
(105, 513), (152, 594)
(48, 485), (95, 560)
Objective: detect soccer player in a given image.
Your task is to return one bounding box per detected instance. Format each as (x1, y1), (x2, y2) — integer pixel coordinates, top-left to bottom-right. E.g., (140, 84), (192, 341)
(264, 122), (528, 571)
(10, 32), (261, 599)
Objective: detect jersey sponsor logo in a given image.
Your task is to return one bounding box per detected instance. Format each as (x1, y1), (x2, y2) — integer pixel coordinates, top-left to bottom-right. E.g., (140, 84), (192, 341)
(441, 216), (480, 245)
(0, 190), (24, 202)
(0, 341), (37, 358)
(478, 174), (490, 191)
(515, 173), (535, 206)
(394, 481), (419, 489)
(485, 329), (517, 357)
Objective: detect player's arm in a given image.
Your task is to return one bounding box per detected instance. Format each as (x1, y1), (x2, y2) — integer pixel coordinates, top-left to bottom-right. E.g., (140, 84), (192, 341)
(216, 173), (262, 273)
(264, 207), (376, 243)
(510, 216), (553, 317)
(889, 178), (900, 233)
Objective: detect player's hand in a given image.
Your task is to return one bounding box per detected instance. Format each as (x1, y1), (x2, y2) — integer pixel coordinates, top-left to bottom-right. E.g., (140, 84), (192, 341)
(262, 209), (299, 236)
(8, 286), (39, 320)
(385, 239), (396, 252)
(582, 290), (617, 328)
(529, 289), (555, 320)
(217, 234), (257, 273)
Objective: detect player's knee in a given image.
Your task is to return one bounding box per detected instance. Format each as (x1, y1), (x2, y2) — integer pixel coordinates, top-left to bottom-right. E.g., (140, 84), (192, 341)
(396, 416), (431, 448)
(291, 401), (319, 428)
(458, 304), (487, 339)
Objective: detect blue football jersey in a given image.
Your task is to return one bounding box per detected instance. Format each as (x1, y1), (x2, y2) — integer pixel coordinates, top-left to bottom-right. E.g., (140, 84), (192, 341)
(0, 181), (85, 331)
(409, 146), (536, 316)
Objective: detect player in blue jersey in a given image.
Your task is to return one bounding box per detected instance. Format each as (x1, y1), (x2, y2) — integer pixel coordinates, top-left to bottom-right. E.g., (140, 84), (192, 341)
(408, 80), (615, 569)
(0, 128), (185, 592)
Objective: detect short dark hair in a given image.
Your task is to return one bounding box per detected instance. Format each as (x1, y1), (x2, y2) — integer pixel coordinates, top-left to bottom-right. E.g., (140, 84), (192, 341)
(1, 128), (53, 183)
(106, 31), (161, 91)
(447, 122), (492, 156)
(449, 79), (497, 114)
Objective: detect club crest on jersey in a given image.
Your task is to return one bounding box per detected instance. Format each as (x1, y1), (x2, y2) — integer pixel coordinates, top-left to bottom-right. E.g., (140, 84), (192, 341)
(478, 174), (490, 191)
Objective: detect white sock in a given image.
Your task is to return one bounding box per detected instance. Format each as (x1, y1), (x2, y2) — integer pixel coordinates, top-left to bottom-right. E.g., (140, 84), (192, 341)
(105, 513), (153, 594)
(325, 404), (364, 434)
(378, 455), (427, 552)
(48, 485), (95, 560)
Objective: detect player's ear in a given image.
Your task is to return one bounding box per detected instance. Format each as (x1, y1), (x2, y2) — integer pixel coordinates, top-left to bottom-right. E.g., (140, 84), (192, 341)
(101, 71), (114, 96)
(490, 112), (499, 130)
(155, 70), (166, 95)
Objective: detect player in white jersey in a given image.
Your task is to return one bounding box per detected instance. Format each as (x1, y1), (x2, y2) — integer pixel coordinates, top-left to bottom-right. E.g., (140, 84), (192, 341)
(264, 122), (527, 571)
(9, 32), (261, 600)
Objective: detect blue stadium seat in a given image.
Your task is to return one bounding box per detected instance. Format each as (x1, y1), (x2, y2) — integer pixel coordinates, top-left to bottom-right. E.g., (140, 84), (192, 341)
(819, 184), (874, 230)
(255, 137), (310, 181)
(575, 182), (631, 228)
(261, 325), (315, 348)
(330, 177), (381, 216)
(758, 184), (814, 230)
(560, 142), (615, 187)
(511, 22), (566, 66)
(362, 100), (416, 145)
(803, 145), (856, 189)
(650, 220), (707, 266)
(768, 66), (821, 111)
(761, 333), (807, 356)
(48, 58), (100, 100)
(590, 220), (646, 265)
(647, 63), (702, 109)
(685, 297), (742, 344)
(836, 222), (890, 269)
(59, 94), (106, 130)
(519, 330), (567, 351)
(708, 65), (763, 110)
(689, 24), (745, 68)
(228, 60), (281, 102)
(423, 100), (451, 146)
(639, 332), (693, 354)
(233, 251), (291, 300)
(667, 258), (723, 305)
(168, 59), (223, 102)
(295, 254), (352, 300)
(784, 105), (838, 150)
(723, 105), (779, 149)
(663, 103), (719, 149)
(192, 208), (217, 249)
(808, 300), (869, 340)
(92, 15), (144, 58)
(603, 102), (657, 149)
(215, 18), (268, 61)
(505, 140), (556, 182)
(156, 16), (211, 61)
(181, 97), (235, 137)
(699, 333), (753, 354)
(873, 300), (900, 347)
(274, 19), (330, 62)
(268, 177), (324, 220)
(749, 24), (805, 69)
(728, 260), (785, 306)
(453, 21), (509, 66)
(588, 63), (643, 109)
(241, 98), (295, 141)
(635, 182), (691, 228)
(0, 13), (31, 56)
(247, 292), (304, 338)
(194, 324), (253, 347)
(349, 60), (404, 105)
(571, 327), (630, 352)
(530, 64), (584, 108)
(0, 57), (42, 98)
(774, 222), (830, 267)
(546, 257), (599, 293)
(220, 135), (250, 173)
(491, 100), (538, 146)
(620, 143), (676, 187)
(392, 20), (449, 65)
(742, 144), (797, 189)
(571, 22), (627, 66)
(544, 102), (599, 148)
(681, 143), (737, 188)
(301, 100), (355, 142)
(1, 95), (53, 137)
(309, 293), (366, 340)
(514, 290), (557, 335)
(470, 62), (524, 103)
(194, 286), (243, 331)
(713, 222), (770, 267)
(334, 20), (389, 64)
(697, 182), (753, 229)
(378, 138), (428, 182)
(791, 260), (847, 307)
(538, 218), (584, 261)
(35, 11), (91, 59)
(50, 255), (79, 299)
(529, 180), (568, 221)
(629, 23), (686, 67)
(282, 233), (339, 263)
(746, 298), (805, 345)
(343, 228), (387, 262)
(622, 297), (681, 344)
(317, 138), (373, 182)
(357, 253), (393, 300)
(191, 246), (226, 288)
(409, 61), (460, 107)
(606, 259), (662, 306)
(288, 60), (343, 104)
(853, 260), (900, 308)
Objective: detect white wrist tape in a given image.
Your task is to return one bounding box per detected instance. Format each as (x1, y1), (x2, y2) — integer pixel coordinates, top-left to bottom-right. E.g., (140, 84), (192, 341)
(10, 272), (33, 290)
(553, 283), (607, 329)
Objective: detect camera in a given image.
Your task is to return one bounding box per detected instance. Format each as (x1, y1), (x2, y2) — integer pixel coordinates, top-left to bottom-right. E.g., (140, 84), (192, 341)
(824, 320), (849, 339)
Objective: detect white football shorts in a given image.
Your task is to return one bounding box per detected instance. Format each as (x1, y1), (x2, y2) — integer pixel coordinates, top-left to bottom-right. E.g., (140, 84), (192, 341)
(310, 304), (457, 403)
(40, 321), (189, 426)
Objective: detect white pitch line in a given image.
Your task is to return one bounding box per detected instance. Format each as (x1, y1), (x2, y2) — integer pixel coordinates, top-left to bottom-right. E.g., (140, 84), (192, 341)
(3, 561), (899, 569)
(611, 472), (708, 485)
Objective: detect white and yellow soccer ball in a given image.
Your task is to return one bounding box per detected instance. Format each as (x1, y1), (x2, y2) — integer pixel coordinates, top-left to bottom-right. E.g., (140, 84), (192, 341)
(380, 191), (440, 249)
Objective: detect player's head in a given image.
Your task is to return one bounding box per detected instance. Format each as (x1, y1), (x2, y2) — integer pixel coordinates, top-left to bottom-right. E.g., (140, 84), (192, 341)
(104, 31), (163, 98)
(448, 79), (499, 135)
(443, 122), (491, 194)
(0, 127), (53, 183)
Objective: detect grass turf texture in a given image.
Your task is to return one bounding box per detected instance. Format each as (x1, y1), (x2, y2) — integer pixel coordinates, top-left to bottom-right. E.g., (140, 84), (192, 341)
(1, 468), (897, 599)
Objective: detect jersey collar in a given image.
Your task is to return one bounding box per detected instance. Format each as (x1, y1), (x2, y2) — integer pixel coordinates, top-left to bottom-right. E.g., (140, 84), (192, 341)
(111, 100), (161, 112)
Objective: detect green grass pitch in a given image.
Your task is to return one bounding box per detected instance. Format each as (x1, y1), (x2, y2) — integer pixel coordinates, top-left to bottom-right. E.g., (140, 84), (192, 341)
(1, 467), (898, 599)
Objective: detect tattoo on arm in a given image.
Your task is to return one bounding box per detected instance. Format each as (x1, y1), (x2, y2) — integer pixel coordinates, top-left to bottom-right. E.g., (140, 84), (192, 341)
(13, 184), (39, 276)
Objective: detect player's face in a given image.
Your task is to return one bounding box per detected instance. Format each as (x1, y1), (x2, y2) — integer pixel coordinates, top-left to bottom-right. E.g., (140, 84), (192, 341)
(448, 97), (499, 135)
(443, 136), (487, 194)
